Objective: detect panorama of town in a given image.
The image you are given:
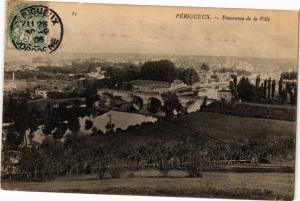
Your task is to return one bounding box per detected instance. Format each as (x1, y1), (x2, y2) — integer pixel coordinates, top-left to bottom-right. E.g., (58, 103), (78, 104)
(2, 54), (297, 199)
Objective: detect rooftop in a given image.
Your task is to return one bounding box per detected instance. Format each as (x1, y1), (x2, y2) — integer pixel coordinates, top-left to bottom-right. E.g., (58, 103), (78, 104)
(218, 88), (231, 92)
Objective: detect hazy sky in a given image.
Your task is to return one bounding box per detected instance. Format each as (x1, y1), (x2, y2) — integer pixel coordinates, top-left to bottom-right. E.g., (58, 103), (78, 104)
(6, 2), (299, 59)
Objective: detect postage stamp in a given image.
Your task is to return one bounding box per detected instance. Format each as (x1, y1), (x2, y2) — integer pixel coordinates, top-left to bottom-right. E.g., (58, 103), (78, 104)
(9, 4), (63, 53)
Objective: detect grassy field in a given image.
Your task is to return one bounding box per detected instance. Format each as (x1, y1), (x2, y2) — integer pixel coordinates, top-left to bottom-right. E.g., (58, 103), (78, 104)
(2, 172), (294, 200)
(93, 111), (296, 148)
(204, 101), (296, 121)
(176, 111), (296, 140)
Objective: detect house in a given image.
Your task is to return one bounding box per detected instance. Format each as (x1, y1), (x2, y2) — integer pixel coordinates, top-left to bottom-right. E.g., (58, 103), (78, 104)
(196, 69), (210, 83)
(87, 67), (105, 79)
(216, 72), (233, 82)
(217, 88), (232, 102)
(282, 79), (297, 89)
(170, 80), (187, 90)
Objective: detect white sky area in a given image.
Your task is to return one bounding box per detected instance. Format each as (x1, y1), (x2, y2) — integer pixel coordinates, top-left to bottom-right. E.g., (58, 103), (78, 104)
(5, 2), (299, 59)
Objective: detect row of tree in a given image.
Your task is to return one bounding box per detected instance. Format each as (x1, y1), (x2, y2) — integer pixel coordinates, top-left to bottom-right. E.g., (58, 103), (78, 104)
(280, 71), (297, 80)
(229, 72), (297, 104)
(4, 130), (294, 180)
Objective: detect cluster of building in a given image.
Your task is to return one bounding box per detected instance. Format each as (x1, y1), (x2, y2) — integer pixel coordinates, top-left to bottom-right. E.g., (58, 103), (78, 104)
(129, 78), (232, 104)
(3, 65), (106, 100)
(192, 67), (234, 100)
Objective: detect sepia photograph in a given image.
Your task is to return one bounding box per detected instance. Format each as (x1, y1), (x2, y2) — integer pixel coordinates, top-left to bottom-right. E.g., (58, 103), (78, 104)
(1, 1), (299, 200)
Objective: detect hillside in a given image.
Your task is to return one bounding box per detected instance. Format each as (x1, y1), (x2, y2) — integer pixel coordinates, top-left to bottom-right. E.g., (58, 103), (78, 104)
(88, 112), (296, 153)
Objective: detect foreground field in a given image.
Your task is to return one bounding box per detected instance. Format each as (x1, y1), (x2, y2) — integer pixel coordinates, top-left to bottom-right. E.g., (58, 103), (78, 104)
(2, 172), (294, 200)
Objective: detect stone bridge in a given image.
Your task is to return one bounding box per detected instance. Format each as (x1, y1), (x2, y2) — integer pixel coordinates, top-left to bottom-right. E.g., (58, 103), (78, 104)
(98, 89), (164, 112)
(97, 89), (215, 114)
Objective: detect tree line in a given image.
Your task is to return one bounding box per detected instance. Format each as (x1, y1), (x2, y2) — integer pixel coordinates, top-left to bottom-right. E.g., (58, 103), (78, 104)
(2, 129), (294, 180)
(103, 60), (200, 88)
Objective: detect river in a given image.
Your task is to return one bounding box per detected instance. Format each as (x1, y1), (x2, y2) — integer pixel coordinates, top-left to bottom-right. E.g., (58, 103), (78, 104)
(79, 110), (158, 134)
(27, 110), (158, 144)
(26, 102), (203, 144)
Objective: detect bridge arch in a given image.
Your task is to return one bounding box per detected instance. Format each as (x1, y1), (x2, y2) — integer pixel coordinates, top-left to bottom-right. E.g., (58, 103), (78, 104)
(131, 96), (144, 111)
(147, 97), (162, 114)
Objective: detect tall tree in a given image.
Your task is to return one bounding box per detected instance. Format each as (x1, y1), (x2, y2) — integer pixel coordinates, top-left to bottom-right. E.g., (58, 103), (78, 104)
(140, 60), (177, 83)
(53, 123), (68, 140)
(178, 68), (200, 85)
(237, 77), (256, 102)
(255, 75), (261, 89)
(229, 74), (238, 101)
(67, 110), (80, 133)
(162, 92), (183, 120)
(271, 79), (276, 98)
(278, 77), (283, 96)
(27, 111), (40, 145)
(278, 78), (284, 104)
(263, 79), (267, 97)
(200, 63), (210, 71)
(291, 85), (297, 105)
(85, 87), (98, 109)
(104, 65), (140, 88)
(267, 78), (271, 99)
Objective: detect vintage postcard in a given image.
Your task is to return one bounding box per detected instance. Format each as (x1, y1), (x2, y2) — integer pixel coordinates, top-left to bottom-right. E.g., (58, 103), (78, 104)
(1, 1), (298, 200)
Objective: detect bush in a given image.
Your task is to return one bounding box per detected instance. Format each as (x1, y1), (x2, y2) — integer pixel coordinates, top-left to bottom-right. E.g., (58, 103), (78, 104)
(158, 160), (169, 177)
(186, 163), (203, 178)
(93, 164), (107, 179)
(109, 167), (122, 178)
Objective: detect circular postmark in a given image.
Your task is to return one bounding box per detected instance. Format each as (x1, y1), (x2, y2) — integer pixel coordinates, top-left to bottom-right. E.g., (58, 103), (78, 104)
(10, 5), (63, 53)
